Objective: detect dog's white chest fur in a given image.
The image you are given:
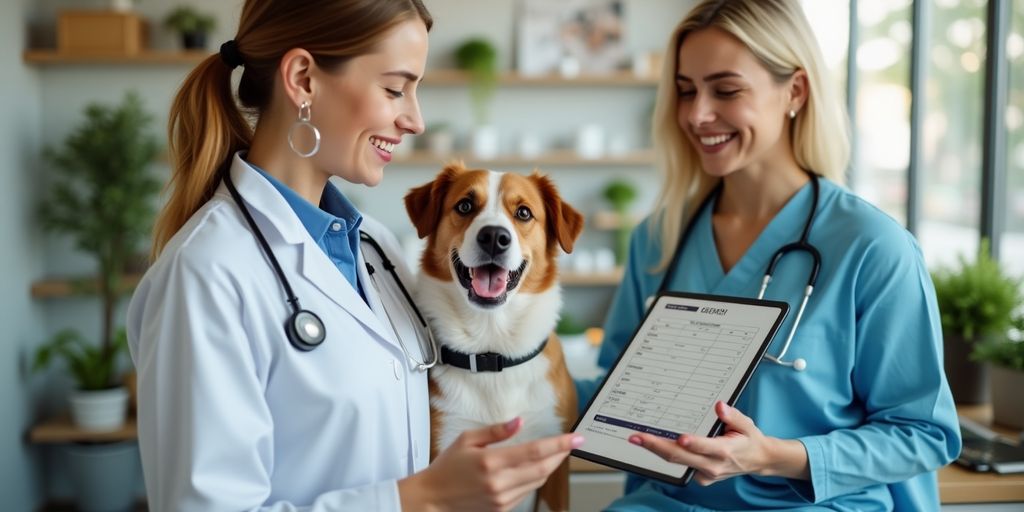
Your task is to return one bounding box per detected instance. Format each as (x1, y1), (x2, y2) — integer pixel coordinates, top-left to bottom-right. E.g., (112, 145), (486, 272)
(431, 358), (564, 451)
(419, 275), (567, 449)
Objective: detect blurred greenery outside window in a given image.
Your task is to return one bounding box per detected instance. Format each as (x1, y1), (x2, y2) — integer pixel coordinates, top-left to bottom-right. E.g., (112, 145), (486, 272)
(804, 0), (1020, 277)
(917, 0), (985, 270)
(1006, 0), (1024, 276)
(853, 0), (912, 226)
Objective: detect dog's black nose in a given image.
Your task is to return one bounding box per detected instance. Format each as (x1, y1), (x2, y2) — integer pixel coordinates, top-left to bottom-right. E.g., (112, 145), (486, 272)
(477, 226), (512, 256)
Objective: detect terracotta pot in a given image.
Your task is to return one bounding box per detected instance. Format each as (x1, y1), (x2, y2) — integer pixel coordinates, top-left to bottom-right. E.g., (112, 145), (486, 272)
(943, 333), (989, 404)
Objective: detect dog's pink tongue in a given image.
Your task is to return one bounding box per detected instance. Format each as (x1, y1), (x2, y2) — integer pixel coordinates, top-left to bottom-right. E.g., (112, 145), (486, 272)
(471, 266), (508, 298)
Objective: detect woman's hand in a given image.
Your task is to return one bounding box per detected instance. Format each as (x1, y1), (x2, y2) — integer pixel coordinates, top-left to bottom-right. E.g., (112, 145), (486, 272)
(628, 401), (809, 486)
(399, 417), (584, 512)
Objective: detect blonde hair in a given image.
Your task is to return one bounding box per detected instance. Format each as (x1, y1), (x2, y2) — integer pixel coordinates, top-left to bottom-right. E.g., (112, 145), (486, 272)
(649, 0), (850, 271)
(151, 0), (433, 259)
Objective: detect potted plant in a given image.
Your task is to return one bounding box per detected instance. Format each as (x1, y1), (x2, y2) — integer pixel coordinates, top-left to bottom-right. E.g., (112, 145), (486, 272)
(603, 179), (638, 265)
(34, 92), (161, 431)
(163, 5), (217, 50)
(454, 37), (499, 158)
(932, 241), (1022, 404)
(972, 313), (1024, 428)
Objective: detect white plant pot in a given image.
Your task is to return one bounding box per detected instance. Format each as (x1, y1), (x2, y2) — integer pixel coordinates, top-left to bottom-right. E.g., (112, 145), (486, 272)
(472, 125), (500, 160)
(991, 365), (1024, 429)
(70, 387), (129, 432)
(427, 130), (454, 156)
(109, 0), (133, 12)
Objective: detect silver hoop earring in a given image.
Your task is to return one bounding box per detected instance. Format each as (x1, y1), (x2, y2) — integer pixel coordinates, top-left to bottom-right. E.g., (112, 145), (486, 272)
(789, 109), (797, 120)
(288, 101), (321, 158)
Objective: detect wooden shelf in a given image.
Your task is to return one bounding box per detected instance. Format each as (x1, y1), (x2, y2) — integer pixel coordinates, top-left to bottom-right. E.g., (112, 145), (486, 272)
(424, 69), (658, 87)
(392, 149), (654, 168)
(31, 269), (621, 297)
(31, 274), (142, 298)
(19, 53), (658, 87)
(591, 211), (640, 231)
(561, 268), (623, 286)
(23, 50), (210, 66)
(29, 415), (137, 444)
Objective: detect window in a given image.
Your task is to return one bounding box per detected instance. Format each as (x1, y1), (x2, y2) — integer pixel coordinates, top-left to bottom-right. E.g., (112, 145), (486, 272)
(917, 0), (987, 268)
(851, 0), (914, 224)
(1005, 0), (1024, 276)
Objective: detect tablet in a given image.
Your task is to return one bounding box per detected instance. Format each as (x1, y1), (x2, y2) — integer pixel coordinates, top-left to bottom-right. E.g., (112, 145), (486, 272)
(570, 291), (789, 485)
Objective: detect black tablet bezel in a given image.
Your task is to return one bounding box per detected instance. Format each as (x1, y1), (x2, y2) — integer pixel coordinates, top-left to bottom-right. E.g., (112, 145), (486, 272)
(569, 290), (790, 486)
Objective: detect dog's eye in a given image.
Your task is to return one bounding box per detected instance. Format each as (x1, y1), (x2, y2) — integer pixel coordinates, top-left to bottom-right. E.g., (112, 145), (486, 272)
(515, 206), (533, 221)
(454, 198), (474, 215)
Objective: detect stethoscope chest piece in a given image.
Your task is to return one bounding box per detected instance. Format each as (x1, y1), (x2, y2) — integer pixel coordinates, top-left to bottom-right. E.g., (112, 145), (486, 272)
(287, 309), (326, 352)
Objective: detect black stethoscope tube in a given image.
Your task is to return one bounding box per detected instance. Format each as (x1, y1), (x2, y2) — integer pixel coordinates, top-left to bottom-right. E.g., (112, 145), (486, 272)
(225, 173), (327, 352)
(224, 172), (438, 367)
(657, 172), (822, 371)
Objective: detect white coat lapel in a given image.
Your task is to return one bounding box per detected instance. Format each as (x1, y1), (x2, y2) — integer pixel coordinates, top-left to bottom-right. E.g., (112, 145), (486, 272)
(226, 155), (394, 344)
(356, 247), (401, 350)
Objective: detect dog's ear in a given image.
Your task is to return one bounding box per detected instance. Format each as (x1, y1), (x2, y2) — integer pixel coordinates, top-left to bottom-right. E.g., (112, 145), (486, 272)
(404, 162), (466, 239)
(531, 171), (584, 253)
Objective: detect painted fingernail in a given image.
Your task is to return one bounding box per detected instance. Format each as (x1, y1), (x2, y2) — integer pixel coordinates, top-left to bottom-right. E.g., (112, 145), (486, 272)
(505, 417), (522, 432)
(628, 435), (643, 446)
(571, 434), (585, 448)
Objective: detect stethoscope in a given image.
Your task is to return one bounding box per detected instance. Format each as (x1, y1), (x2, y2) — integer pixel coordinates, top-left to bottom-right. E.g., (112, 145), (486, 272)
(224, 173), (439, 370)
(655, 171), (821, 372)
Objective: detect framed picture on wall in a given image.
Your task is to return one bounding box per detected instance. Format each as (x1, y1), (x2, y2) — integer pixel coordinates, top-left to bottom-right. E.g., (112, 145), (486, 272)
(516, 0), (627, 76)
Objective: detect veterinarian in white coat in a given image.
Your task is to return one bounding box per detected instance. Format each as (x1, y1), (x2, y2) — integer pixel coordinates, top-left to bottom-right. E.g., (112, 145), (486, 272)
(128, 1), (580, 510)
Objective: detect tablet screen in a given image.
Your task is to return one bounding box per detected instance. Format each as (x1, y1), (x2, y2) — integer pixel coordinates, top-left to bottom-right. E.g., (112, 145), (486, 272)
(571, 291), (788, 484)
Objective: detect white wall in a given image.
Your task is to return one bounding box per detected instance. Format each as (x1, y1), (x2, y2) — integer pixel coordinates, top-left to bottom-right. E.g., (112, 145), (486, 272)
(0, 0), (45, 509)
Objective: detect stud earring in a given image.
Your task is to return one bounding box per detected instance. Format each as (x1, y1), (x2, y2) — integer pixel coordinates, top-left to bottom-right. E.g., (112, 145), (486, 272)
(789, 109), (797, 120)
(288, 101), (321, 158)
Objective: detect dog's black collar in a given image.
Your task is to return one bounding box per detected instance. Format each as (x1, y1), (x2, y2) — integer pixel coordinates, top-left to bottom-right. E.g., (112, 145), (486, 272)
(440, 339), (548, 372)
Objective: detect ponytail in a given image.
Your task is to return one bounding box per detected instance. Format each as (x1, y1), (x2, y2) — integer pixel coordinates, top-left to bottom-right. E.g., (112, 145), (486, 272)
(151, 55), (252, 259)
(150, 0), (433, 260)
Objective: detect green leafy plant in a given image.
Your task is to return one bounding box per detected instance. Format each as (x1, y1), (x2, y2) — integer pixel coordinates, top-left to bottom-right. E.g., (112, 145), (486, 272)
(454, 38), (498, 125)
(163, 6), (216, 35)
(931, 240), (1022, 343)
(556, 314), (586, 336)
(34, 330), (130, 390)
(164, 5), (216, 49)
(971, 313), (1024, 371)
(603, 179), (638, 265)
(34, 92), (161, 391)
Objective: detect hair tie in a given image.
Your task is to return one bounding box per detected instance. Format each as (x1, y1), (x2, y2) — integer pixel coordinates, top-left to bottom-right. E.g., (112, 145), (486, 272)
(219, 40), (244, 69)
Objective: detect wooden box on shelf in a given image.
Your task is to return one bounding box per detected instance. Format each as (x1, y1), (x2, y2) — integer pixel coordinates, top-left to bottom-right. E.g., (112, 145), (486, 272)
(58, 10), (145, 56)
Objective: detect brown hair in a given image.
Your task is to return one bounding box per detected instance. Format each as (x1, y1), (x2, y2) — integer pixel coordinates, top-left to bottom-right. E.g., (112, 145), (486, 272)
(152, 0), (433, 259)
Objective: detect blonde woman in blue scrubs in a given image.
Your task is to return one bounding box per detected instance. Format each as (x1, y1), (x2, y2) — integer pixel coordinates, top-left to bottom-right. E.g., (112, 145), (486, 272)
(575, 0), (960, 510)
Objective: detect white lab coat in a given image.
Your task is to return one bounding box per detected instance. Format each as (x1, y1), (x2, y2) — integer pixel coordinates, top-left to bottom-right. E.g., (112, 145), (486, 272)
(127, 153), (430, 511)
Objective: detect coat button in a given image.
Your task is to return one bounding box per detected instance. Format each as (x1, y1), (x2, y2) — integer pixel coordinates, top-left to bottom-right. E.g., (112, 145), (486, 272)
(393, 359), (402, 380)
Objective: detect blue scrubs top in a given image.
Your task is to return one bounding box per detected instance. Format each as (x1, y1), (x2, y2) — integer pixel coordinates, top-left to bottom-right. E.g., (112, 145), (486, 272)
(575, 178), (960, 511)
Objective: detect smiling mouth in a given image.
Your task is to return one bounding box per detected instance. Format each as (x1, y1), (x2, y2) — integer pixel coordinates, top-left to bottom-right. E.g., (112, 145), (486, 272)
(699, 133), (736, 147)
(451, 250), (528, 307)
(370, 136), (396, 153)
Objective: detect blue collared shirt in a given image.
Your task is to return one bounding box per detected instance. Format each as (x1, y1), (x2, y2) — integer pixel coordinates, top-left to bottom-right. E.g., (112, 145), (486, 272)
(248, 162), (365, 301)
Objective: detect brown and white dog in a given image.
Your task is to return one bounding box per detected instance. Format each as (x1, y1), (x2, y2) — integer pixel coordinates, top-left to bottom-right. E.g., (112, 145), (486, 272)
(404, 162), (584, 512)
